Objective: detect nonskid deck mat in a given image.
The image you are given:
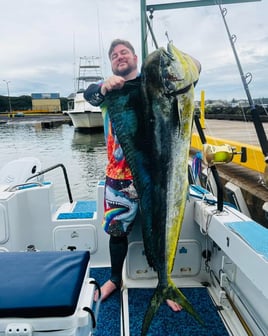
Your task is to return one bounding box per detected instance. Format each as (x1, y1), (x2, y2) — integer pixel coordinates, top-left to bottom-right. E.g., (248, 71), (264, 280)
(90, 267), (121, 336)
(128, 287), (229, 336)
(90, 267), (229, 336)
(57, 200), (97, 219)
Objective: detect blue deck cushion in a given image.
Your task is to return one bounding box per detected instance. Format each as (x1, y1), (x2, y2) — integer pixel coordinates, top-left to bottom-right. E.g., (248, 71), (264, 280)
(226, 221), (268, 260)
(0, 251), (90, 318)
(57, 200), (96, 220)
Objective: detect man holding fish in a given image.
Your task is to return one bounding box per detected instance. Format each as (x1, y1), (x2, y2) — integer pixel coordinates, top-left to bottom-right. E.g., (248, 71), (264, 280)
(84, 38), (201, 325)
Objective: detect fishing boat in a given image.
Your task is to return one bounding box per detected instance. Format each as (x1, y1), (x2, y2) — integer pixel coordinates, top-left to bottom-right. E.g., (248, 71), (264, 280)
(67, 56), (104, 132)
(0, 1), (267, 335)
(0, 144), (267, 335)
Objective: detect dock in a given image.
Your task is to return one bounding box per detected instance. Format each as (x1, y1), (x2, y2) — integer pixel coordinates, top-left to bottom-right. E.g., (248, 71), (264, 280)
(192, 119), (268, 228)
(194, 119), (268, 147)
(0, 113), (72, 128)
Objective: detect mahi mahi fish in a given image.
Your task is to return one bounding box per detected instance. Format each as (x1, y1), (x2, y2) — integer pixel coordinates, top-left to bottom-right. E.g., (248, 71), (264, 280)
(104, 42), (203, 335)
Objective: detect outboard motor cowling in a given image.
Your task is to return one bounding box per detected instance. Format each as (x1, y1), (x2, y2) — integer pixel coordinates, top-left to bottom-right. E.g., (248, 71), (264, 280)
(0, 157), (43, 187)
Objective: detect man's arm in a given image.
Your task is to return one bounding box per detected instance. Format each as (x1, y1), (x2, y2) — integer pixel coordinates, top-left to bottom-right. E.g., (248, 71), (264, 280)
(83, 83), (105, 107)
(84, 75), (126, 106)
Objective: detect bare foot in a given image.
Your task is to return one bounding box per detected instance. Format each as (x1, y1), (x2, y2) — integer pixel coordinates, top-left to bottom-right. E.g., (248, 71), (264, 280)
(94, 280), (117, 302)
(166, 299), (183, 312)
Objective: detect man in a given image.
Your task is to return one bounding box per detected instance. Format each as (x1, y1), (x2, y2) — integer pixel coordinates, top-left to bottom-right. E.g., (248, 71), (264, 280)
(84, 39), (183, 311)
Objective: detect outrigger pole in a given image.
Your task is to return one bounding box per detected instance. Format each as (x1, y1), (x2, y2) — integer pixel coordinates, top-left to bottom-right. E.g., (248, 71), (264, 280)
(217, 2), (268, 184)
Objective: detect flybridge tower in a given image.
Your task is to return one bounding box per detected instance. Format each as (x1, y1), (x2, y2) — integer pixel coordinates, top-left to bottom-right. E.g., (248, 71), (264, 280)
(77, 56), (103, 92)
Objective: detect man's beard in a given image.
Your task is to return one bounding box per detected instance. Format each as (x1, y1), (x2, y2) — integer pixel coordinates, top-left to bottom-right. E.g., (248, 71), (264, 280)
(113, 64), (136, 77)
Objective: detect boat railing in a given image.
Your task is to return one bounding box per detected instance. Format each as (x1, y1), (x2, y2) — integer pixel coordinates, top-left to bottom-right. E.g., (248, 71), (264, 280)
(26, 163), (73, 203)
(7, 182), (43, 192)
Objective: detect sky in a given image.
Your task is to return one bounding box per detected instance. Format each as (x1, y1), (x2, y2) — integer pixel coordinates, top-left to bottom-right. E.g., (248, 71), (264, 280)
(0, 0), (267, 101)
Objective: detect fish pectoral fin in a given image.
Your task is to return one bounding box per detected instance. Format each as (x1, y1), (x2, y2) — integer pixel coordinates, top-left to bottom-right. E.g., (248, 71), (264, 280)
(141, 283), (205, 335)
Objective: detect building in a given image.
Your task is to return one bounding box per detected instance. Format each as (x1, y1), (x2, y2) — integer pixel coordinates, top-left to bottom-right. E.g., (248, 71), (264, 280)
(31, 93), (61, 113)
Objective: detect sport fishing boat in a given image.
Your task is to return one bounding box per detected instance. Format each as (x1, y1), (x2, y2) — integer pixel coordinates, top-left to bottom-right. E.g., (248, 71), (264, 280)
(0, 145), (267, 336)
(66, 56), (104, 132)
(0, 1), (267, 336)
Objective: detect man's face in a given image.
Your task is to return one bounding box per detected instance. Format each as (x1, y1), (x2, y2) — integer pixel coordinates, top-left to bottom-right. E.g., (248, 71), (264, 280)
(110, 44), (137, 77)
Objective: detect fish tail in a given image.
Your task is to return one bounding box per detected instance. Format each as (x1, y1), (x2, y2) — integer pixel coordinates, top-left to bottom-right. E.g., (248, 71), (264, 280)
(141, 283), (204, 335)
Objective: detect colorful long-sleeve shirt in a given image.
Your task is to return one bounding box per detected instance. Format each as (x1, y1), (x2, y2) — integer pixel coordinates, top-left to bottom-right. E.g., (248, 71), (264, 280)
(84, 80), (138, 180)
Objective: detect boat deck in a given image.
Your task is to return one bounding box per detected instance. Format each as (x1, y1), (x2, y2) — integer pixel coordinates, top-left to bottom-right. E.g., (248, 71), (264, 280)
(90, 267), (229, 336)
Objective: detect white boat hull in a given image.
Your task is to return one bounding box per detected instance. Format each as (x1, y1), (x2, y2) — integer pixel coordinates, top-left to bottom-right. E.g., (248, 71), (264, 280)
(68, 110), (103, 130)
(67, 92), (103, 131)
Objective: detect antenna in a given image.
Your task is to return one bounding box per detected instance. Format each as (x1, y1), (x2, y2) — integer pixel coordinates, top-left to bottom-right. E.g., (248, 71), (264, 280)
(72, 32), (76, 93)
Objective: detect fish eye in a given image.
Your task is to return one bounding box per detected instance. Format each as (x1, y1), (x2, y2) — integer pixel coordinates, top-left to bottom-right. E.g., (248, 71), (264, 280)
(166, 59), (171, 66)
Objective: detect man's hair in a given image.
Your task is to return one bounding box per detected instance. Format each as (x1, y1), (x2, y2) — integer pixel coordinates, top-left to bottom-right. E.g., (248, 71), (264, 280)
(108, 39), (135, 59)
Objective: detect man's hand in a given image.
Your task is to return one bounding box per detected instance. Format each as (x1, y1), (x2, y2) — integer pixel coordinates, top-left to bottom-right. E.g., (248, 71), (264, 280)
(100, 75), (125, 95)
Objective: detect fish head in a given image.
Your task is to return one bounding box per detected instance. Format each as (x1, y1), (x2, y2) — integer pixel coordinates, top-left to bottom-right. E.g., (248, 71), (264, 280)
(142, 47), (185, 96)
(167, 42), (200, 91)
(160, 48), (186, 95)
(142, 43), (200, 97)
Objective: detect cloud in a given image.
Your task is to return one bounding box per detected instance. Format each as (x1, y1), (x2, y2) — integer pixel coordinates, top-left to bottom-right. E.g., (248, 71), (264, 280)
(0, 0), (267, 100)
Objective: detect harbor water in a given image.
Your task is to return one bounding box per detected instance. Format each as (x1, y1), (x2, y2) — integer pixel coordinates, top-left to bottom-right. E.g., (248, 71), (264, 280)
(0, 121), (107, 206)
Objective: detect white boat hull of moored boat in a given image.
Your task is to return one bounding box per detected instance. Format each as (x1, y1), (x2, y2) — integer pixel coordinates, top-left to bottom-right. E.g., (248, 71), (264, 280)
(67, 92), (103, 131)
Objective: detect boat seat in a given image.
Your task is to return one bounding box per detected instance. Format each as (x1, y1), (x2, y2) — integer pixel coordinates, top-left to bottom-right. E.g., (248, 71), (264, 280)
(0, 251), (90, 318)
